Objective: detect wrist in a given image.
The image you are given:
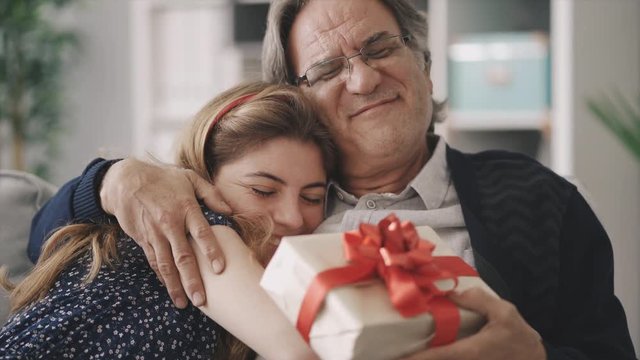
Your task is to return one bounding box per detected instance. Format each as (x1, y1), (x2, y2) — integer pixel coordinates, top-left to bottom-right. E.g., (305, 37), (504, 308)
(99, 159), (123, 216)
(73, 158), (120, 221)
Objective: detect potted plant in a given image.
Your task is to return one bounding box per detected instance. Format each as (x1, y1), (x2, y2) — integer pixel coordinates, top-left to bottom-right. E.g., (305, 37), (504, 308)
(0, 0), (79, 179)
(587, 91), (640, 162)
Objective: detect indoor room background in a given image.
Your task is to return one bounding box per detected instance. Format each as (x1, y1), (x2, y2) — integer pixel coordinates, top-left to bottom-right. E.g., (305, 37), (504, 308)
(1, 0), (638, 351)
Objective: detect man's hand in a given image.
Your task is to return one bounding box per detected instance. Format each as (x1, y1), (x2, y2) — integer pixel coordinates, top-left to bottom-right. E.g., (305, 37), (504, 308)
(100, 158), (232, 308)
(401, 288), (547, 360)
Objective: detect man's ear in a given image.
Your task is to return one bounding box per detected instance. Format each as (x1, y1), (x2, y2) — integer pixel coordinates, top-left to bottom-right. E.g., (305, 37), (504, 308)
(422, 53), (433, 90)
(424, 62), (433, 95)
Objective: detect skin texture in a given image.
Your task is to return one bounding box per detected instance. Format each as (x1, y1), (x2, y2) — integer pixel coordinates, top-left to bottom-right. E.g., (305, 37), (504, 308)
(288, 0), (433, 196)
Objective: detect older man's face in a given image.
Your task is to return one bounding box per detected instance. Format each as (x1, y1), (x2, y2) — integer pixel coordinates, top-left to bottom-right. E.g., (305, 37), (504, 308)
(288, 0), (433, 164)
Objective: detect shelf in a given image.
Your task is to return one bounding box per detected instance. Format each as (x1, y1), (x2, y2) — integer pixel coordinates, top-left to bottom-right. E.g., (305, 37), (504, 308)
(447, 110), (550, 131)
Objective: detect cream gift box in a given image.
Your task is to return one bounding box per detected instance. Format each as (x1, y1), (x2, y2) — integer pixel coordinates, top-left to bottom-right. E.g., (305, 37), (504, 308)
(260, 221), (497, 360)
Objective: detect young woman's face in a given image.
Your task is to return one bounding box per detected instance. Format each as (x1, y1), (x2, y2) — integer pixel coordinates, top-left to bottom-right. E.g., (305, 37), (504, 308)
(215, 137), (327, 240)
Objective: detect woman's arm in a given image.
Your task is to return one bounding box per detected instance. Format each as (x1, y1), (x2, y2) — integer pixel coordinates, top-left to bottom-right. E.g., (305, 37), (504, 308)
(192, 225), (317, 360)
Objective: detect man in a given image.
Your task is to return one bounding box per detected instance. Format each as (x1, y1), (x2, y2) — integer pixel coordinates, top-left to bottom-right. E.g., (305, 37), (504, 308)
(30, 0), (635, 358)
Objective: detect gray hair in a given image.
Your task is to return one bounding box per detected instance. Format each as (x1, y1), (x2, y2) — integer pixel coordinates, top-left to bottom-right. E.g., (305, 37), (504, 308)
(261, 0), (443, 127)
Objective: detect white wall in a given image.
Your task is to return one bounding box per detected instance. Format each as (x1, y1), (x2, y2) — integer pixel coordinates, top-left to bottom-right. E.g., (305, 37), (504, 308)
(570, 0), (640, 350)
(52, 0), (133, 185)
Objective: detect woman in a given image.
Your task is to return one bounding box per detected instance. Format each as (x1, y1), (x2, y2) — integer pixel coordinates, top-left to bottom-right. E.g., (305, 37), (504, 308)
(0, 82), (335, 359)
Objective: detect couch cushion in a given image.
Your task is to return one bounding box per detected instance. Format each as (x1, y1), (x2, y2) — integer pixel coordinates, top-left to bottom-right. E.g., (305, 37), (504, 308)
(0, 170), (57, 322)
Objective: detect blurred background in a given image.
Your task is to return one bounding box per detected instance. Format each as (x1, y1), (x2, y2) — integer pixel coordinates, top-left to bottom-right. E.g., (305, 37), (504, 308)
(0, 0), (639, 350)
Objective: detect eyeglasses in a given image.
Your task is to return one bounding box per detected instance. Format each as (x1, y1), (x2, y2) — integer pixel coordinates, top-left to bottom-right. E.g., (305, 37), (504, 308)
(294, 34), (411, 88)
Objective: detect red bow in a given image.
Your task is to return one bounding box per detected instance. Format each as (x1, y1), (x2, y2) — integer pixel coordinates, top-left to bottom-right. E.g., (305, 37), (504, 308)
(296, 214), (478, 346)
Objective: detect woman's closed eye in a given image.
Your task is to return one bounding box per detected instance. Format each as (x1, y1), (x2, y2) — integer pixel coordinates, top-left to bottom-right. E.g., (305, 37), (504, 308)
(253, 187), (324, 206)
(301, 194), (324, 205)
(251, 187), (276, 197)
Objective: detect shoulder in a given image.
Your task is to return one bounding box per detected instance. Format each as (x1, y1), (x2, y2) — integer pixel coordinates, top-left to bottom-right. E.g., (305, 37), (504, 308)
(457, 148), (554, 174)
(449, 147), (575, 194)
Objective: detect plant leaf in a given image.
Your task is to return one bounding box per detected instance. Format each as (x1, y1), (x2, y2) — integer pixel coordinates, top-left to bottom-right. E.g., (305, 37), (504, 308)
(587, 94), (640, 162)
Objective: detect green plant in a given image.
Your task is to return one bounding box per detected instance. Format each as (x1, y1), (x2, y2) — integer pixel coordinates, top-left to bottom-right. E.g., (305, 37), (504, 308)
(0, 0), (79, 179)
(587, 90), (640, 162)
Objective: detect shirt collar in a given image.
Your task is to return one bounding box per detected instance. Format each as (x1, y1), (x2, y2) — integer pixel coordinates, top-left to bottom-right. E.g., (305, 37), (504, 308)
(324, 135), (450, 215)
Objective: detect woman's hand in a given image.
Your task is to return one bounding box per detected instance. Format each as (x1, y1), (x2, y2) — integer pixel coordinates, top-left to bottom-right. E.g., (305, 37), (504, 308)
(100, 158), (232, 308)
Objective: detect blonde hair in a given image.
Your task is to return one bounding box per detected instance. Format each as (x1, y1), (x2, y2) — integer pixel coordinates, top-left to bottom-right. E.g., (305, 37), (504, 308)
(1, 81), (335, 360)
(177, 81), (335, 182)
(0, 223), (121, 313)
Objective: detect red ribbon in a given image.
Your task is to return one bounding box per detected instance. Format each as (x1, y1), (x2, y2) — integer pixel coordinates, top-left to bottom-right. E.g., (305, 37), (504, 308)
(296, 214), (478, 346)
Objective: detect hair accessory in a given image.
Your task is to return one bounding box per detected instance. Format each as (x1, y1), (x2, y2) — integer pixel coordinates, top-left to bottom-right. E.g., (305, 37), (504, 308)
(207, 93), (257, 137)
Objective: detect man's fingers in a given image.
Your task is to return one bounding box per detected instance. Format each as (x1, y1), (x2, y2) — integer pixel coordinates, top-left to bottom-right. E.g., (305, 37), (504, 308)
(166, 223), (206, 307)
(449, 287), (504, 317)
(152, 231), (189, 309)
(185, 203), (225, 274)
(140, 241), (163, 285)
(189, 171), (232, 214)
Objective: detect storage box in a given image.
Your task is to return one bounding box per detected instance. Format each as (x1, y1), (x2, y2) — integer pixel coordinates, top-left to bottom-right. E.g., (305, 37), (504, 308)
(448, 32), (550, 124)
(260, 221), (496, 360)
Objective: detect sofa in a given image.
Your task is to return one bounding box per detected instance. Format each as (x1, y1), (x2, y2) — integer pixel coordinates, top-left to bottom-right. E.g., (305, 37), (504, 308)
(0, 170), (57, 323)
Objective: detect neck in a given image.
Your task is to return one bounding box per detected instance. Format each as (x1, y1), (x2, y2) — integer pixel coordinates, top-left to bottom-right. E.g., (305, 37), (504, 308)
(340, 143), (431, 198)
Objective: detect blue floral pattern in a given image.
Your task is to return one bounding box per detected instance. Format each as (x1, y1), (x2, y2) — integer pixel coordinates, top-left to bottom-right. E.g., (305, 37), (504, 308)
(0, 208), (232, 359)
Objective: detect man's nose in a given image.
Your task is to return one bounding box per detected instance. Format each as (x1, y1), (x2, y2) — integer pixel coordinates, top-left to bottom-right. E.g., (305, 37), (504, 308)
(345, 57), (382, 95)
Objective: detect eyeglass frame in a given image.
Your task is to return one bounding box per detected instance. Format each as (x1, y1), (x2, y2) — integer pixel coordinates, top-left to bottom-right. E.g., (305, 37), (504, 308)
(293, 34), (414, 87)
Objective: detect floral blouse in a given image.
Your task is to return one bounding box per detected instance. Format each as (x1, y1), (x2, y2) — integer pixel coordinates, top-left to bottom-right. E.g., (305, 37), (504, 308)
(0, 208), (232, 359)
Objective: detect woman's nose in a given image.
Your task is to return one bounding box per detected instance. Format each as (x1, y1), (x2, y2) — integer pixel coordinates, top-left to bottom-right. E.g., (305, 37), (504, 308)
(272, 197), (304, 232)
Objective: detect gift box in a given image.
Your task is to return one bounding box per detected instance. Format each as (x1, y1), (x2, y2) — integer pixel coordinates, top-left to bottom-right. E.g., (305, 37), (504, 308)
(260, 215), (497, 360)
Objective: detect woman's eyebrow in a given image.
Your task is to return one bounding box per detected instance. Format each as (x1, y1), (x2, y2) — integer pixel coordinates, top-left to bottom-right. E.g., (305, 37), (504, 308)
(246, 172), (326, 189)
(246, 171), (285, 184)
(302, 182), (327, 190)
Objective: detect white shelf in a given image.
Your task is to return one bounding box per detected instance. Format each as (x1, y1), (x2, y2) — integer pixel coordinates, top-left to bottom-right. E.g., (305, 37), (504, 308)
(428, 0), (551, 159)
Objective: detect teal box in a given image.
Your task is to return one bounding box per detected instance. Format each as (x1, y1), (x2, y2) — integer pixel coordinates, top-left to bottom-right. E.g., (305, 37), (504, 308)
(448, 32), (550, 115)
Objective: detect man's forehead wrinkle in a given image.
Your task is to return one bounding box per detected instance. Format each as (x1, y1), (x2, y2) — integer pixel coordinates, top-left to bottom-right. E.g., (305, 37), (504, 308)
(309, 17), (367, 64)
(300, 22), (347, 67)
(292, 0), (394, 69)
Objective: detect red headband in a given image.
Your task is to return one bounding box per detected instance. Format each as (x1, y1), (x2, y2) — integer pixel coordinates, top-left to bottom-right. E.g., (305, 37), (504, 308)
(206, 92), (257, 139)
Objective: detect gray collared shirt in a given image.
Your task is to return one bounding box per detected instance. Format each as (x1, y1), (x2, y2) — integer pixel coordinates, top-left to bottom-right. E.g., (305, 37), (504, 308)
(315, 136), (475, 268)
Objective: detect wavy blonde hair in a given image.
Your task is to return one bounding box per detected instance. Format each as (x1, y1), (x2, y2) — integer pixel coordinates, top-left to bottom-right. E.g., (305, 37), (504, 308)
(1, 81), (335, 360)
